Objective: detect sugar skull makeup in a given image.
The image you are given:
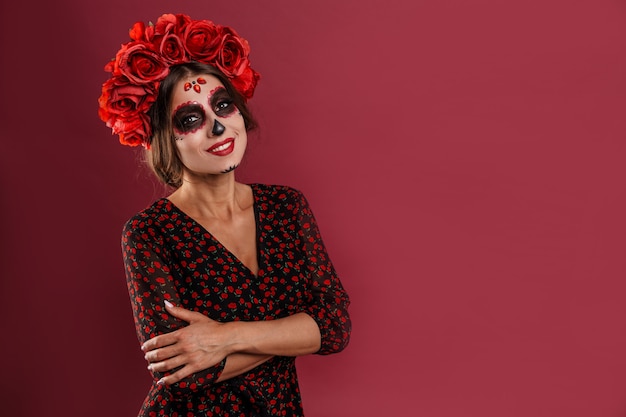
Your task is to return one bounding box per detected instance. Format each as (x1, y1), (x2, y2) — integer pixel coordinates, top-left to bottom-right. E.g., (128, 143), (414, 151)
(169, 74), (248, 177)
(208, 86), (238, 118)
(172, 86), (239, 136)
(172, 102), (207, 135)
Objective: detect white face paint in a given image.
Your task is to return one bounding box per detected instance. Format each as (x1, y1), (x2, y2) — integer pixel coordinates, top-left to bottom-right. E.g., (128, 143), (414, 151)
(170, 74), (247, 176)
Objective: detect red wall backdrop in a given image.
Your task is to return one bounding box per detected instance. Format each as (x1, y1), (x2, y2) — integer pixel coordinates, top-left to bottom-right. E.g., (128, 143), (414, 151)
(1, 0), (626, 416)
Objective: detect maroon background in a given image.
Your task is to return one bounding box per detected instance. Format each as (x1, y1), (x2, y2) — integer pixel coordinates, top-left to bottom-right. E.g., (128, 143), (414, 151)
(1, 0), (626, 416)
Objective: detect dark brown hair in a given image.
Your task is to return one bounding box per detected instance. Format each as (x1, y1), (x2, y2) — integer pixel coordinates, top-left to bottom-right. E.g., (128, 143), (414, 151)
(146, 62), (257, 188)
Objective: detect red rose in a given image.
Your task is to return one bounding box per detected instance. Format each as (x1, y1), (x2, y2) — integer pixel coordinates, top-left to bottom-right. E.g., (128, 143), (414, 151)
(230, 66), (260, 99)
(114, 42), (169, 84)
(215, 27), (250, 77)
(113, 112), (152, 147)
(98, 76), (156, 121)
(98, 76), (155, 147)
(154, 14), (177, 36)
(153, 14), (190, 37)
(98, 81), (117, 125)
(144, 17), (185, 43)
(183, 20), (222, 61)
(172, 14), (192, 34)
(129, 21), (147, 41)
(157, 34), (187, 64)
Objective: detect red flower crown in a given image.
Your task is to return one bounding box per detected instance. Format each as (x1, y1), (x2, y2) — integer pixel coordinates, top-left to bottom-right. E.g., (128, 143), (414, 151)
(98, 14), (260, 147)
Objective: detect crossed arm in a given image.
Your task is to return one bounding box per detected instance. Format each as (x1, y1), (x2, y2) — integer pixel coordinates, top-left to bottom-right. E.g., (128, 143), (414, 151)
(142, 301), (321, 385)
(122, 191), (351, 394)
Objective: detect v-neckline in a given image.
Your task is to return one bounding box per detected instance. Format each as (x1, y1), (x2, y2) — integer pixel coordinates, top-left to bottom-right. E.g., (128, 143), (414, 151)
(163, 183), (262, 278)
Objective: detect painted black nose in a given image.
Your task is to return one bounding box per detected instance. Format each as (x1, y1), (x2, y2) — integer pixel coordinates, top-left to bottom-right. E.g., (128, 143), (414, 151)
(212, 120), (225, 136)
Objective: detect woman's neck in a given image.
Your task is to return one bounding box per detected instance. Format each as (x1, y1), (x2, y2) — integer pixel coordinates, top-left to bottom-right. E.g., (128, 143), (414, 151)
(168, 172), (251, 220)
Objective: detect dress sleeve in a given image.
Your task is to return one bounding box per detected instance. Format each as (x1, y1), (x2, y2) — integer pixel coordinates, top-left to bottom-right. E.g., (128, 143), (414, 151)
(294, 191), (352, 354)
(121, 216), (226, 397)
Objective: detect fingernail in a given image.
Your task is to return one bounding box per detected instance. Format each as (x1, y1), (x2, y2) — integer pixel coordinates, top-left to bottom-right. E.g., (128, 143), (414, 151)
(157, 378), (165, 386)
(164, 300), (174, 308)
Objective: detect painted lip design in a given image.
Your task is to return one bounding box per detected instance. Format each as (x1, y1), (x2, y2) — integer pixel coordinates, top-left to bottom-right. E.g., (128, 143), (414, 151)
(206, 138), (235, 156)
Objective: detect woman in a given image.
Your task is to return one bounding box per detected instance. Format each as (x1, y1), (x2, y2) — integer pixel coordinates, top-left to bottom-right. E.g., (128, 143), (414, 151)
(98, 13), (351, 417)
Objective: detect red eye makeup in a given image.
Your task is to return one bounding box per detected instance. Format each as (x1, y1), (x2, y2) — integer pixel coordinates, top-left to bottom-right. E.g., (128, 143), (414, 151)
(209, 87), (238, 118)
(172, 102), (207, 134)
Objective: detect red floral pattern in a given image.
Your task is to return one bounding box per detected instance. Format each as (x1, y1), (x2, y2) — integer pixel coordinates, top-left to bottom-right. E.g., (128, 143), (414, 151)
(122, 184), (351, 416)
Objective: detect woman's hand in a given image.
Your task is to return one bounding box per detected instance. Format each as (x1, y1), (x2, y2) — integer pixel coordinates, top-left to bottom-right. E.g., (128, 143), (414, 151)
(142, 301), (322, 386)
(142, 301), (236, 386)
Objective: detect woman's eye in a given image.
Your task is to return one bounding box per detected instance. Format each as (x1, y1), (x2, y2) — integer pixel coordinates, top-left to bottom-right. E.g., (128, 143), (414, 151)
(214, 100), (234, 114)
(173, 109), (205, 133)
(182, 114), (201, 127)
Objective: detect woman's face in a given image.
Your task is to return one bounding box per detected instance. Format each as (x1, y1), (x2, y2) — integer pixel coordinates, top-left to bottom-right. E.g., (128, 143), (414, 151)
(170, 74), (247, 176)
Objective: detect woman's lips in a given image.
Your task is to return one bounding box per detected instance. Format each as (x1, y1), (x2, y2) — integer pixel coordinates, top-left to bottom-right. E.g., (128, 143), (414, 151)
(206, 138), (235, 156)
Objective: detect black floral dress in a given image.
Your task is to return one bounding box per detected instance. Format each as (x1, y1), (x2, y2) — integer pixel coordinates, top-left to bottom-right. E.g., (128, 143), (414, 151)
(121, 184), (351, 417)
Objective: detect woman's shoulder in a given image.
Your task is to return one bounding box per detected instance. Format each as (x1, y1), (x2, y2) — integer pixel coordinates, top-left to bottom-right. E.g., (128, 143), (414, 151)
(250, 183), (305, 198)
(250, 183), (308, 205)
(122, 198), (173, 234)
